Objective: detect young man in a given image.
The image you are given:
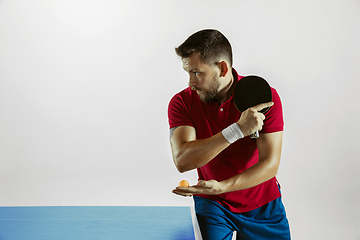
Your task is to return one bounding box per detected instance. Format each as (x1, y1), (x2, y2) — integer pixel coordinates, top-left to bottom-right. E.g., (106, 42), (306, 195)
(168, 29), (290, 239)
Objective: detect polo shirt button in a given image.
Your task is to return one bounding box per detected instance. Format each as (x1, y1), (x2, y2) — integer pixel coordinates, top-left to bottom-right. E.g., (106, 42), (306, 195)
(220, 108), (223, 111)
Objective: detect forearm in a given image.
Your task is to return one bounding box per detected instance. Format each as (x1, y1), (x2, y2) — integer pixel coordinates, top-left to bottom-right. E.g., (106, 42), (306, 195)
(173, 158), (280, 197)
(171, 131), (230, 173)
(220, 157), (280, 192)
(220, 131), (283, 192)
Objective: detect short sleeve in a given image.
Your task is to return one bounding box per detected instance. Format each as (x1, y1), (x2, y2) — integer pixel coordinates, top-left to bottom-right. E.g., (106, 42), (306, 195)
(168, 92), (195, 129)
(261, 88), (284, 133)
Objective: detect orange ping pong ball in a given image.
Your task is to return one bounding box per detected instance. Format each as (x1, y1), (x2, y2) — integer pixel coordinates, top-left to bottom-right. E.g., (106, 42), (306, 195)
(179, 180), (189, 187)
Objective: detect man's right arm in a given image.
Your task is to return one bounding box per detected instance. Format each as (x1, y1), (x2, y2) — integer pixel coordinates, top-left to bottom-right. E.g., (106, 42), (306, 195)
(169, 101), (274, 173)
(170, 125), (230, 173)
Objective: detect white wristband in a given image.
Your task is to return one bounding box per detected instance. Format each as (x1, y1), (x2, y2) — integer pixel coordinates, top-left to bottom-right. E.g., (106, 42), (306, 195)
(222, 123), (244, 144)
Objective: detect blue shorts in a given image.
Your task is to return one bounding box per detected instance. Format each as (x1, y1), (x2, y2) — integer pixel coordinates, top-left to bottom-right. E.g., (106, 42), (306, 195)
(193, 195), (291, 240)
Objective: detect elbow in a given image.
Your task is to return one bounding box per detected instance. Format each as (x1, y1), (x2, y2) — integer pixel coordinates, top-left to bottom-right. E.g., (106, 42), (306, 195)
(173, 155), (195, 173)
(177, 166), (187, 174)
(269, 158), (280, 177)
(174, 160), (190, 173)
(260, 157), (280, 178)
(272, 166), (279, 177)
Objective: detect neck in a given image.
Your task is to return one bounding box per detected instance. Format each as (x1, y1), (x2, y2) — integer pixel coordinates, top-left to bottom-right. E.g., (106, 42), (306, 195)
(216, 73), (235, 103)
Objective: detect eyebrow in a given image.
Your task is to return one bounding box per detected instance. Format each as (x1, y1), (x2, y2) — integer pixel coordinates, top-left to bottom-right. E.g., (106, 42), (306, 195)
(182, 67), (199, 73)
(189, 69), (200, 73)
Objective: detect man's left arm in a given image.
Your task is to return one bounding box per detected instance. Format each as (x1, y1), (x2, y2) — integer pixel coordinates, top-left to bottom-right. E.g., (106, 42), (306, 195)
(173, 131), (283, 196)
(220, 131), (283, 192)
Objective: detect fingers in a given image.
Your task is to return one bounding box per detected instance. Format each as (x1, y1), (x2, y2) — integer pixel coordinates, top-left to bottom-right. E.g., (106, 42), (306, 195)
(173, 184), (197, 196)
(172, 183), (206, 197)
(250, 101), (274, 112)
(197, 180), (207, 187)
(237, 102), (273, 136)
(173, 180), (221, 197)
(198, 180), (215, 188)
(256, 112), (265, 121)
(172, 189), (193, 197)
(172, 184), (200, 197)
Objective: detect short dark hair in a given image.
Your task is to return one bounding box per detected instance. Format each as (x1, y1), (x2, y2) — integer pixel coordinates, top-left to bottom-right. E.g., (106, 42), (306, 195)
(175, 29), (233, 66)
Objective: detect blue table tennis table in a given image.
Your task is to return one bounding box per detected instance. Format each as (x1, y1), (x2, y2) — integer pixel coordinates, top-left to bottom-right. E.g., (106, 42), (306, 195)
(0, 206), (201, 240)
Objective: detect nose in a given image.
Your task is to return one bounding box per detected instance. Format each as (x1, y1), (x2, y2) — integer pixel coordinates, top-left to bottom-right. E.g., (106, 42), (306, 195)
(188, 75), (198, 88)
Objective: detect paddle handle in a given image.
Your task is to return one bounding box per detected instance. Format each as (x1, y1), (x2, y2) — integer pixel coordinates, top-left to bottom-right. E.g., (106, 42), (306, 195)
(250, 131), (259, 139)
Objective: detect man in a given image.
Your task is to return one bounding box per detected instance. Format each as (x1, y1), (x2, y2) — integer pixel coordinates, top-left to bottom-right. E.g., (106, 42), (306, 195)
(168, 29), (290, 240)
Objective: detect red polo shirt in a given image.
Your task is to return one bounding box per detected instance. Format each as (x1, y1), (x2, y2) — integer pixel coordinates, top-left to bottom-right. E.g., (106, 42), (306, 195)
(168, 69), (284, 213)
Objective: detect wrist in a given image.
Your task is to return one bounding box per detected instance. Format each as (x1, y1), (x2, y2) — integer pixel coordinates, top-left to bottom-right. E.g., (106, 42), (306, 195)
(218, 180), (231, 194)
(220, 176), (243, 194)
(222, 123), (244, 144)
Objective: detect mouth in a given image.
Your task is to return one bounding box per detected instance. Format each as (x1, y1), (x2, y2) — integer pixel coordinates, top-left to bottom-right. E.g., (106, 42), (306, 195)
(195, 89), (203, 96)
(191, 86), (202, 93)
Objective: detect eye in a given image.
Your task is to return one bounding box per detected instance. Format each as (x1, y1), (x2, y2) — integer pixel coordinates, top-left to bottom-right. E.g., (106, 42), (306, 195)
(193, 72), (200, 77)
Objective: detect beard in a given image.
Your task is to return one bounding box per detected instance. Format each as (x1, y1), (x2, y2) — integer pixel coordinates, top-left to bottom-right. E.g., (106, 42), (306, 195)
(191, 80), (220, 103)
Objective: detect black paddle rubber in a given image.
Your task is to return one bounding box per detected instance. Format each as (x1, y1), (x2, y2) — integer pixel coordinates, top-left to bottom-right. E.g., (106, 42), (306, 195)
(233, 75), (272, 138)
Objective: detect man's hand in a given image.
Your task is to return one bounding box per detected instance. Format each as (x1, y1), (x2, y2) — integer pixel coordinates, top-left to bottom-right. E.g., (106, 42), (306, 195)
(237, 102), (274, 136)
(172, 180), (224, 197)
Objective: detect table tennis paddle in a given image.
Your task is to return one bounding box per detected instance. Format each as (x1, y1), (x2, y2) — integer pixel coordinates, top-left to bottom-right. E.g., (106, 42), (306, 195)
(233, 75), (272, 138)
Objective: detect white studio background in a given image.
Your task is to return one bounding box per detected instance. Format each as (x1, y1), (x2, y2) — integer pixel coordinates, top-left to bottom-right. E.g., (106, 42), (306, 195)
(1, 1), (359, 239)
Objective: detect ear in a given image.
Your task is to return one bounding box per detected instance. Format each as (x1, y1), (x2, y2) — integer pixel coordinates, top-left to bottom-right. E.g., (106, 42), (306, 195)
(217, 61), (229, 77)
